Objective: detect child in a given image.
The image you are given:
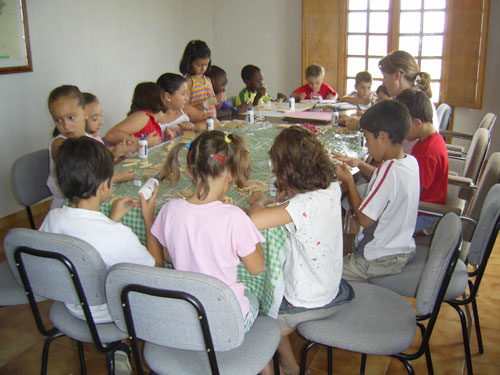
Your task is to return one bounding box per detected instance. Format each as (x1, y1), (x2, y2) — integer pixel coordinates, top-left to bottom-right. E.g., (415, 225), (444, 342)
(151, 131), (265, 333)
(335, 100), (419, 281)
(396, 89), (449, 233)
(291, 63), (337, 101)
(179, 40), (219, 122)
(248, 126), (351, 375)
(376, 84), (392, 102)
(235, 64), (286, 110)
(342, 71), (377, 110)
(104, 82), (175, 146)
(205, 65), (239, 119)
(40, 136), (162, 322)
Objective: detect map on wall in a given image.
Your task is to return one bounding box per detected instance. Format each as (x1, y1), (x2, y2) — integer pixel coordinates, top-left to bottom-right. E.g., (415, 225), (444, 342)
(0, 0), (31, 72)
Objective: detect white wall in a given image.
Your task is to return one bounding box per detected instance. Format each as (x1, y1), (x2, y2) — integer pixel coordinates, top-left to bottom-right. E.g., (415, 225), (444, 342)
(0, 0), (214, 217)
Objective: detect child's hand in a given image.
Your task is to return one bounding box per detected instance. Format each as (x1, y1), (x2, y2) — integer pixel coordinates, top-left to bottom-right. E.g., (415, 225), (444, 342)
(276, 93), (287, 102)
(114, 169), (136, 183)
(110, 197), (140, 222)
(326, 93), (335, 100)
(146, 131), (161, 146)
(247, 191), (269, 206)
(215, 91), (226, 105)
(256, 86), (267, 98)
(178, 122), (195, 131)
(123, 134), (138, 146)
(298, 93), (307, 101)
(331, 152), (361, 168)
(165, 128), (177, 141)
(335, 163), (354, 185)
(140, 183), (158, 223)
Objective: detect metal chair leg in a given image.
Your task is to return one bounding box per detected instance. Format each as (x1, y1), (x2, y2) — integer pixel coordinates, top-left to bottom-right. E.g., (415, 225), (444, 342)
(449, 302), (474, 374)
(26, 206), (36, 230)
(360, 353), (367, 375)
(41, 331), (65, 375)
(77, 341), (86, 375)
(471, 297), (484, 354)
(300, 341), (316, 375)
(327, 347), (333, 375)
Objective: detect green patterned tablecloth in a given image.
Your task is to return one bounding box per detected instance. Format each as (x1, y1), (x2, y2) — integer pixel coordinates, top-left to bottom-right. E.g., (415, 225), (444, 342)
(101, 120), (364, 315)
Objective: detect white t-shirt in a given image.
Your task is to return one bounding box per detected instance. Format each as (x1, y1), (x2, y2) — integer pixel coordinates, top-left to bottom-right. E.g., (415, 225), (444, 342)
(159, 110), (190, 140)
(282, 182), (343, 308)
(39, 206), (155, 322)
(355, 155), (420, 261)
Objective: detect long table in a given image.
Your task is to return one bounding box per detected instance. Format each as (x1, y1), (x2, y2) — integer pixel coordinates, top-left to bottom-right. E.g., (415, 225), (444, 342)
(101, 120), (365, 316)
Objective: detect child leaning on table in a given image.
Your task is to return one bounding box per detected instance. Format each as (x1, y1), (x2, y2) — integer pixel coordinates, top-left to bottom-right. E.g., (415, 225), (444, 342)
(291, 63), (338, 102)
(341, 70), (377, 111)
(248, 126), (353, 375)
(150, 130), (265, 333)
(334, 100), (420, 281)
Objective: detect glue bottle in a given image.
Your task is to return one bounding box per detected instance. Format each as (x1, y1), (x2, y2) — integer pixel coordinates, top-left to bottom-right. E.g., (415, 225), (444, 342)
(246, 106), (254, 123)
(139, 175), (159, 200)
(206, 116), (215, 131)
(138, 133), (148, 159)
(333, 108), (339, 125)
(289, 96), (295, 111)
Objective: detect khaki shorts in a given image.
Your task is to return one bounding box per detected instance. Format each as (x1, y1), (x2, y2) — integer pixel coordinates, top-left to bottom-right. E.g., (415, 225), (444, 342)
(342, 251), (415, 281)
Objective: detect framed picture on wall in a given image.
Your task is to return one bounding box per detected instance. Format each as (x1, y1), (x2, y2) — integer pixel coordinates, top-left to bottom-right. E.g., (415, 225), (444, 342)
(0, 0), (32, 74)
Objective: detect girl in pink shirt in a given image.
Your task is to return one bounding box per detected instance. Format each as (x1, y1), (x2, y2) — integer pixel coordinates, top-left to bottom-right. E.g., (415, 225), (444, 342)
(151, 130), (265, 332)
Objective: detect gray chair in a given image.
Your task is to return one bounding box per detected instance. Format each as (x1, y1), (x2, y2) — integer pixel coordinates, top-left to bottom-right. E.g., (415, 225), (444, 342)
(0, 261), (46, 306)
(106, 263), (282, 375)
(437, 103), (452, 131)
(442, 113), (497, 154)
(11, 149), (51, 229)
(298, 213), (462, 375)
(4, 228), (128, 375)
(370, 183), (500, 375)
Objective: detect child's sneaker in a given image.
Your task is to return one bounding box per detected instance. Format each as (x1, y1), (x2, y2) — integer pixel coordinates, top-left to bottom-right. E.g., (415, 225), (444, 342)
(113, 342), (132, 375)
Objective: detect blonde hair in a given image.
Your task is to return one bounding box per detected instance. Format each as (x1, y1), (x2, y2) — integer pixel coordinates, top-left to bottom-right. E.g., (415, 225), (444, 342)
(305, 63), (325, 79)
(379, 50), (432, 99)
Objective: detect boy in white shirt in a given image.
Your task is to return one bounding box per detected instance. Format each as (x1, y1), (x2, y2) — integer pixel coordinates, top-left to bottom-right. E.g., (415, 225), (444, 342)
(335, 100), (420, 280)
(342, 71), (377, 111)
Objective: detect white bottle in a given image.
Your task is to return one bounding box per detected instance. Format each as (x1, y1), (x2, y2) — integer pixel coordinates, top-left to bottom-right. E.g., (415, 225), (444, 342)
(206, 116), (215, 131)
(333, 108), (339, 125)
(246, 107), (254, 123)
(138, 134), (148, 159)
(269, 175), (277, 198)
(289, 96), (295, 111)
(138, 177), (159, 200)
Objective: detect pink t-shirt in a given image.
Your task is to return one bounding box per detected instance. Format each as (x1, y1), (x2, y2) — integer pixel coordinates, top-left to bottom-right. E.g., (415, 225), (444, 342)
(151, 199), (265, 316)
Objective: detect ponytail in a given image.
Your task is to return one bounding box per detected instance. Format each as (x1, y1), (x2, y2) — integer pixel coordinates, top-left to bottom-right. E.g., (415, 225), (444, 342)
(416, 71), (432, 99)
(159, 142), (188, 186)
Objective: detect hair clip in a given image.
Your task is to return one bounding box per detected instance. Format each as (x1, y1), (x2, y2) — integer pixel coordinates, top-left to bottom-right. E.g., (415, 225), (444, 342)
(224, 134), (231, 143)
(210, 154), (226, 162)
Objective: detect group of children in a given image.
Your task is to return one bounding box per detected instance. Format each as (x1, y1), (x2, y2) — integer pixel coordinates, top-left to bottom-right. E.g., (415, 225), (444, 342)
(39, 46), (448, 375)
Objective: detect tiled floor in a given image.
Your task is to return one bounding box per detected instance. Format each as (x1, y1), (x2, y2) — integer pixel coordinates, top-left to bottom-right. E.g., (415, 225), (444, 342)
(1, 205), (500, 374)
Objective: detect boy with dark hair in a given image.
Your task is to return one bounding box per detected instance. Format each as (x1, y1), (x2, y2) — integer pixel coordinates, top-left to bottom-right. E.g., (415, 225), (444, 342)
(235, 64), (286, 109)
(396, 89), (449, 233)
(342, 70), (377, 110)
(335, 100), (420, 280)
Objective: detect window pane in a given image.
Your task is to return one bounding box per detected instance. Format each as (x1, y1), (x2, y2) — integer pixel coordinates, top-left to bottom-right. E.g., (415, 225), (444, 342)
(423, 11), (445, 33)
(347, 57), (366, 77)
(373, 79), (384, 92)
(401, 0), (422, 10)
(348, 35), (367, 55)
(346, 78), (356, 94)
(421, 36), (443, 56)
(424, 0), (446, 10)
(368, 58), (383, 79)
(420, 58), (442, 80)
(349, 0), (368, 10)
(348, 12), (367, 33)
(369, 12), (389, 33)
(368, 35), (387, 56)
(369, 0), (389, 10)
(399, 36), (420, 56)
(400, 12), (421, 33)
(430, 82), (441, 102)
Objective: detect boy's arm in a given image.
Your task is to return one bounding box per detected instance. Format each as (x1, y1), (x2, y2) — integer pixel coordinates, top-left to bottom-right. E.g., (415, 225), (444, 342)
(241, 243), (265, 275)
(331, 152), (375, 180)
(341, 96), (372, 105)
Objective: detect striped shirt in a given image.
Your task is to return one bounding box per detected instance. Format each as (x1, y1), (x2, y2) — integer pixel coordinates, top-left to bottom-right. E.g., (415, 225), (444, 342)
(189, 75), (216, 118)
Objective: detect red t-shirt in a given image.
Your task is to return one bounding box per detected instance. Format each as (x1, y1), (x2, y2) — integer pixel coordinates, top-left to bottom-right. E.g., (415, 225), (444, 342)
(411, 132), (449, 205)
(132, 111), (162, 139)
(293, 83), (337, 101)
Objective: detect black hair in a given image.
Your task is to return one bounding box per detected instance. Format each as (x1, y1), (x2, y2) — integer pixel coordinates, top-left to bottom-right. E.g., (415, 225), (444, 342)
(205, 65), (227, 80)
(156, 73), (187, 95)
(355, 71), (372, 86)
(360, 100), (411, 144)
(396, 89), (433, 124)
(376, 85), (390, 96)
(241, 64), (261, 82)
(83, 92), (98, 106)
(48, 85), (85, 138)
(179, 40), (212, 76)
(55, 136), (114, 205)
(127, 82), (167, 116)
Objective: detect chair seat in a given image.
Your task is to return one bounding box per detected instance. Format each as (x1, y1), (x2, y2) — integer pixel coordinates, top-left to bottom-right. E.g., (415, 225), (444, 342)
(298, 282), (416, 355)
(369, 246), (469, 300)
(49, 302), (127, 344)
(0, 262), (46, 306)
(143, 315), (281, 375)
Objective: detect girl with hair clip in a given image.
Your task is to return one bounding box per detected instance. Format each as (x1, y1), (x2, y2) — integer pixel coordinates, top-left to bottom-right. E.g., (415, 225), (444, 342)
(150, 130), (265, 333)
(248, 126), (352, 375)
(179, 40), (220, 125)
(104, 82), (176, 146)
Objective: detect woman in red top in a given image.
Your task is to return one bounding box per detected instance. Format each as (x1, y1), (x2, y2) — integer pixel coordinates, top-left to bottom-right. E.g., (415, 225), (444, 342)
(105, 82), (175, 147)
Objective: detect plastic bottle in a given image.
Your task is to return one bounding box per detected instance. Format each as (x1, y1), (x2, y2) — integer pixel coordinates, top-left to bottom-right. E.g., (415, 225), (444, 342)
(333, 108), (339, 125)
(138, 134), (148, 159)
(289, 96), (295, 111)
(246, 107), (254, 123)
(269, 175), (277, 198)
(206, 116), (215, 131)
(138, 177), (159, 200)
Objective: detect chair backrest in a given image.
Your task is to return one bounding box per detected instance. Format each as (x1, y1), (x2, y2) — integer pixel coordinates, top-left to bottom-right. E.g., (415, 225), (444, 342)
(478, 112), (497, 132)
(461, 128), (490, 183)
(4, 228), (107, 307)
(11, 149), (51, 207)
(437, 103), (452, 131)
(105, 263), (245, 352)
(462, 153), (500, 241)
(415, 212), (462, 316)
